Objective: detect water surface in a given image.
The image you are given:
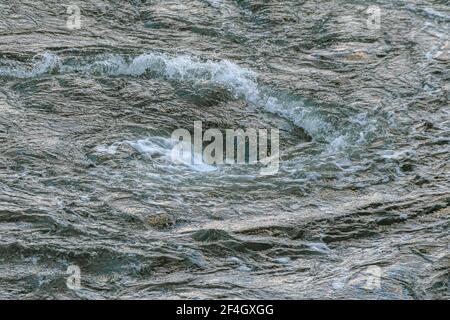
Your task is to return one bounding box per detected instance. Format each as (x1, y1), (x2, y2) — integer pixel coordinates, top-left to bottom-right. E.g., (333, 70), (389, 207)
(0, 0), (449, 299)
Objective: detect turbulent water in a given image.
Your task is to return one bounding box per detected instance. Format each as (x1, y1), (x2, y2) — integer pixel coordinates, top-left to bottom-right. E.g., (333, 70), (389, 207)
(0, 0), (449, 299)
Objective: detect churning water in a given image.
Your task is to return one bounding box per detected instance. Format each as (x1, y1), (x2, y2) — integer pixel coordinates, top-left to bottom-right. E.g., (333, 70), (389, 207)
(0, 0), (448, 299)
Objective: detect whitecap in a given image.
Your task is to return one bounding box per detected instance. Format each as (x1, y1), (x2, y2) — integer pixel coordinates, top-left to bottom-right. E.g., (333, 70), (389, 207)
(0, 52), (59, 78)
(3, 52), (340, 144)
(98, 136), (216, 173)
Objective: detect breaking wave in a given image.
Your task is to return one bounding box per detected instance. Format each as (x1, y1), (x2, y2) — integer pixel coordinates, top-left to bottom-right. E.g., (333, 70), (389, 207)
(1, 52), (337, 143)
(96, 136), (216, 173)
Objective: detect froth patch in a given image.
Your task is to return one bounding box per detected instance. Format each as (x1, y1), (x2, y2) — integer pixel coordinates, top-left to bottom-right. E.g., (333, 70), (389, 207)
(0, 53), (60, 78)
(2, 51), (340, 144)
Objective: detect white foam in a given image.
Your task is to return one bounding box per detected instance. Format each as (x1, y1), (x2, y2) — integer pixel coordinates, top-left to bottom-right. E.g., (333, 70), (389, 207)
(0, 52), (60, 78)
(308, 242), (330, 254)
